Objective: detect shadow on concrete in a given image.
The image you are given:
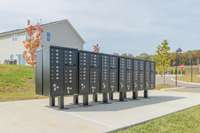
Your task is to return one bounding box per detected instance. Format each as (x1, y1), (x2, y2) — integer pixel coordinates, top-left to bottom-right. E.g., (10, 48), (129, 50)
(58, 95), (185, 112)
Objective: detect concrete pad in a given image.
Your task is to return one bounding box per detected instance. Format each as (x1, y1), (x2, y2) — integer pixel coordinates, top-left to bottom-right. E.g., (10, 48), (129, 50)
(0, 90), (200, 133)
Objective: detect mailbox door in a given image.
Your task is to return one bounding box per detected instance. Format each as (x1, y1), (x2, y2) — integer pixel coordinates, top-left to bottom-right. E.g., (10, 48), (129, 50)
(145, 61), (151, 89)
(50, 47), (64, 96)
(126, 59), (133, 91)
(119, 58), (127, 92)
(110, 56), (119, 92)
(35, 49), (43, 95)
(150, 62), (156, 89)
(90, 68), (100, 93)
(63, 48), (78, 95)
(101, 55), (110, 93)
(139, 60), (145, 90)
(134, 60), (139, 91)
(110, 69), (118, 92)
(90, 53), (101, 93)
(79, 52), (90, 94)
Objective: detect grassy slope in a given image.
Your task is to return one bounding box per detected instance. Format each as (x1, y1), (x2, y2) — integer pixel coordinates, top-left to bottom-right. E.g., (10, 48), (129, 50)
(0, 65), (43, 102)
(115, 105), (200, 133)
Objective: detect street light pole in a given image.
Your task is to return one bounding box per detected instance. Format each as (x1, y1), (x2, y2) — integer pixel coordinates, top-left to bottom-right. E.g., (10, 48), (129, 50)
(175, 48), (182, 87)
(175, 52), (178, 87)
(190, 56), (193, 82)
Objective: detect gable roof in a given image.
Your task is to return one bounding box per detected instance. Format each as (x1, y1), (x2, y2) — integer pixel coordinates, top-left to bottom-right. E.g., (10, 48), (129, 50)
(0, 19), (85, 44)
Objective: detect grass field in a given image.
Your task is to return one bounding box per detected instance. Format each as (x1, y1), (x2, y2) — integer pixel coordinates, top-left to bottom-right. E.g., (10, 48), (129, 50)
(115, 105), (200, 133)
(0, 64), (43, 102)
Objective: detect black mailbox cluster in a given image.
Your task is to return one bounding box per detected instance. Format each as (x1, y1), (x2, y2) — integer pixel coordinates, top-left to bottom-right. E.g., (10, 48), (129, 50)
(36, 46), (156, 109)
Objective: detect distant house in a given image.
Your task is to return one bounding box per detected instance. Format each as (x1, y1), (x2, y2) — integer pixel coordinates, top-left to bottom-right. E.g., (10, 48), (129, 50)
(0, 19), (85, 64)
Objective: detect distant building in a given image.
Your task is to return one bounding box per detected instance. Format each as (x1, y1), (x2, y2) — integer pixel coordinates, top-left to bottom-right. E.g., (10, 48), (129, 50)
(0, 19), (85, 64)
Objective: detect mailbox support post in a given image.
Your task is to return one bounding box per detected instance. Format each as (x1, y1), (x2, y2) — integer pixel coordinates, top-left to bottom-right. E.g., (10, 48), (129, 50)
(133, 91), (138, 99)
(144, 90), (148, 98)
(93, 94), (98, 102)
(49, 96), (55, 107)
(119, 92), (124, 101)
(109, 92), (113, 100)
(124, 92), (127, 99)
(83, 94), (89, 106)
(103, 93), (108, 103)
(73, 95), (79, 104)
(58, 95), (64, 109)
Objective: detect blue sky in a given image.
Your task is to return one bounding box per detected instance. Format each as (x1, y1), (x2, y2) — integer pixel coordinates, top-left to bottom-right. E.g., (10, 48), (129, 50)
(0, 0), (200, 56)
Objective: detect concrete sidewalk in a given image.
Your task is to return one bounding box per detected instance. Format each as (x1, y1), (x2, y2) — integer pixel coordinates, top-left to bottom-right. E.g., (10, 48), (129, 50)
(1, 90), (200, 133)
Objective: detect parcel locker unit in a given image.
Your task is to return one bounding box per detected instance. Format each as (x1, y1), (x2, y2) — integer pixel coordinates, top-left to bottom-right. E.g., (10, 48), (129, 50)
(119, 57), (127, 92)
(109, 56), (119, 92)
(63, 48), (78, 95)
(89, 53), (101, 93)
(35, 49), (43, 95)
(42, 46), (64, 97)
(145, 61), (151, 89)
(126, 58), (133, 91)
(133, 59), (139, 91)
(79, 51), (90, 94)
(138, 60), (145, 90)
(100, 54), (110, 93)
(150, 62), (156, 89)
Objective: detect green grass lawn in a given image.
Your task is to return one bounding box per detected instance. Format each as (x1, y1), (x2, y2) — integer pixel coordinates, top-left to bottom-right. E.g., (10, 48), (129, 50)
(115, 105), (200, 133)
(0, 64), (44, 102)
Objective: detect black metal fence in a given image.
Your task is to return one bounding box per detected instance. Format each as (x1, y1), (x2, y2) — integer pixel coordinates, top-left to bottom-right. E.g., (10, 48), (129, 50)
(35, 46), (156, 109)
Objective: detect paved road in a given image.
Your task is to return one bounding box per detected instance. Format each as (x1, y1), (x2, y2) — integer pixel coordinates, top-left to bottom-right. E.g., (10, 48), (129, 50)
(157, 75), (200, 92)
(1, 90), (200, 133)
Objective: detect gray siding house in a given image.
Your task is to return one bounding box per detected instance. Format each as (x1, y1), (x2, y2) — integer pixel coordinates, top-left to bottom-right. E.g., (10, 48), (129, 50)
(0, 19), (85, 64)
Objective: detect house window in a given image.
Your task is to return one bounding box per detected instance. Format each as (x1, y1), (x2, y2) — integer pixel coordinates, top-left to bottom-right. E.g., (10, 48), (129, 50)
(47, 32), (51, 42)
(12, 34), (18, 41)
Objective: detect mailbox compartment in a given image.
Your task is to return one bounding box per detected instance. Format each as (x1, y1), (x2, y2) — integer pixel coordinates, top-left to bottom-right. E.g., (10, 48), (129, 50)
(63, 48), (78, 95)
(49, 47), (64, 96)
(89, 52), (101, 93)
(145, 61), (151, 89)
(126, 58), (133, 91)
(119, 57), (127, 92)
(138, 60), (145, 90)
(133, 60), (139, 91)
(79, 51), (90, 94)
(150, 62), (156, 89)
(35, 49), (43, 95)
(90, 68), (100, 93)
(100, 54), (110, 93)
(109, 56), (119, 92)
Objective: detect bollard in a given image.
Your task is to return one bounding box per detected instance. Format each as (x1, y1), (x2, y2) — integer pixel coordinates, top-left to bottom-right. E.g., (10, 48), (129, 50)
(109, 92), (113, 100)
(93, 94), (98, 102)
(103, 93), (108, 103)
(58, 95), (64, 109)
(83, 94), (89, 106)
(49, 96), (55, 107)
(144, 90), (148, 98)
(119, 92), (124, 101)
(132, 91), (138, 99)
(73, 95), (79, 104)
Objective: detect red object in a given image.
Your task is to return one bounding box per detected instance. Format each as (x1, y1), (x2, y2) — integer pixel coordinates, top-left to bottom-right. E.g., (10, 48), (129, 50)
(179, 64), (185, 69)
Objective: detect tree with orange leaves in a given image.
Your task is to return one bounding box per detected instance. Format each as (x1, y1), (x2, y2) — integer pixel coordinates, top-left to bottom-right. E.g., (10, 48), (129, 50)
(23, 20), (43, 66)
